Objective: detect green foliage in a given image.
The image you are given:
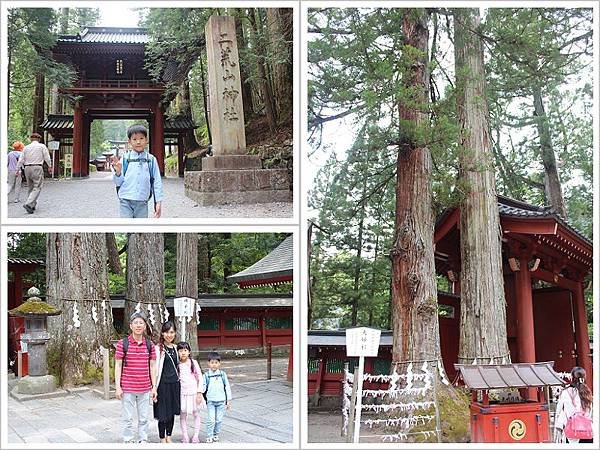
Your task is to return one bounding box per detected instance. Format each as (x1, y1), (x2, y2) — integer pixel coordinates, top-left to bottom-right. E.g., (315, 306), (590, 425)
(7, 8), (97, 141)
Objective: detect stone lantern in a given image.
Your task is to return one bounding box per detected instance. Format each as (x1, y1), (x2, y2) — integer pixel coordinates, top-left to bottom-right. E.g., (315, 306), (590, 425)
(9, 286), (61, 395)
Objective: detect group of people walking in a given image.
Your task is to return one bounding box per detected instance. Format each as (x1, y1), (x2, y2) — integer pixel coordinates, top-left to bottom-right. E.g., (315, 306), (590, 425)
(6, 133), (52, 213)
(115, 311), (232, 444)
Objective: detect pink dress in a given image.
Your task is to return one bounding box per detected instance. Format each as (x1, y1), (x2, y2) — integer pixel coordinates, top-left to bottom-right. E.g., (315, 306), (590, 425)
(179, 359), (205, 413)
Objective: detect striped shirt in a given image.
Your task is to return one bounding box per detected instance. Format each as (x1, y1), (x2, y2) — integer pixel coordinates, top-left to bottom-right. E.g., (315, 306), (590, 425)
(115, 335), (156, 393)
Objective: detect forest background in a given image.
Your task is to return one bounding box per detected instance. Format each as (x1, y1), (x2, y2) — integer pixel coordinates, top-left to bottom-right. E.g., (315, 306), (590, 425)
(307, 8), (594, 335)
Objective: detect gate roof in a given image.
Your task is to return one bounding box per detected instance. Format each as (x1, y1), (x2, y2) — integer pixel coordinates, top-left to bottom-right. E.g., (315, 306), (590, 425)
(454, 362), (566, 389)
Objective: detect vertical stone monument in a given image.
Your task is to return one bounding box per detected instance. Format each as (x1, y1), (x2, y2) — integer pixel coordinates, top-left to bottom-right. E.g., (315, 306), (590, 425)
(185, 15), (291, 206)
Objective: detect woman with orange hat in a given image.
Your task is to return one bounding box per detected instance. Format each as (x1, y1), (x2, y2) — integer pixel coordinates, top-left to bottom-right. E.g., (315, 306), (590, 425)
(7, 141), (24, 203)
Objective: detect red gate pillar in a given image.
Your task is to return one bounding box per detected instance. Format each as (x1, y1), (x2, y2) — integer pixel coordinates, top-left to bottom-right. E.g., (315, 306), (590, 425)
(72, 102), (83, 177)
(287, 343), (293, 382)
(515, 258), (537, 399)
(153, 105), (165, 176)
(572, 280), (593, 390)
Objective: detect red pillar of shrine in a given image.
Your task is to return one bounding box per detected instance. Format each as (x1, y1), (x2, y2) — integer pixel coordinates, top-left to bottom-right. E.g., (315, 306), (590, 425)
(287, 343), (293, 382)
(82, 114), (90, 177)
(515, 257), (537, 400)
(572, 281), (593, 390)
(515, 258), (536, 363)
(153, 105), (165, 176)
(72, 102), (83, 177)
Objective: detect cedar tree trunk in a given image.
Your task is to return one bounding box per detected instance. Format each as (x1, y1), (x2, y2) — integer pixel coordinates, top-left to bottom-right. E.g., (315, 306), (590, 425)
(125, 233), (165, 340)
(532, 85), (568, 218)
(176, 233), (199, 355)
(390, 9), (441, 363)
(46, 233), (114, 385)
(454, 8), (510, 364)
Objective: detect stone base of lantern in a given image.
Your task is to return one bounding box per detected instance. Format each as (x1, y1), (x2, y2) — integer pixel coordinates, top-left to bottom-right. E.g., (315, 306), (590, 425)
(184, 155), (292, 206)
(16, 374), (58, 396)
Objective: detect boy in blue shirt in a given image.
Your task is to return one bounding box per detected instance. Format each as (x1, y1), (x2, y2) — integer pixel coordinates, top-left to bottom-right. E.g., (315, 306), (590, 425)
(111, 124), (163, 218)
(203, 351), (232, 443)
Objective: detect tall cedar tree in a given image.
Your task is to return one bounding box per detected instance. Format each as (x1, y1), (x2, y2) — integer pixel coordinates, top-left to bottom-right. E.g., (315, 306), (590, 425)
(453, 9), (510, 364)
(390, 9), (441, 363)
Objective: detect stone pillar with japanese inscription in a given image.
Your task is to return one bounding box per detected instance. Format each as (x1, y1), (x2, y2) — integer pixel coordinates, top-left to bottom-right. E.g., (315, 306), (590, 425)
(184, 15), (291, 206)
(205, 15), (246, 154)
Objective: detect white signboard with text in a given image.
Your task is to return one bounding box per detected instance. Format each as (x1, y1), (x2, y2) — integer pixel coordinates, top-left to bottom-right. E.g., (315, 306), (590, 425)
(345, 327), (381, 357)
(174, 296), (195, 317)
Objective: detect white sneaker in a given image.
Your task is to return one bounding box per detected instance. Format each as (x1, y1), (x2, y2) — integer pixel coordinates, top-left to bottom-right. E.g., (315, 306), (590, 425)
(138, 440), (148, 444)
(206, 437), (213, 443)
(213, 436), (220, 442)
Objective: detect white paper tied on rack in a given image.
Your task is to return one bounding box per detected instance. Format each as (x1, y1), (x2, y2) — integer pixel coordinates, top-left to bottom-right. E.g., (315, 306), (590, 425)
(196, 303), (201, 323)
(437, 359), (450, 386)
(91, 305), (98, 323)
(163, 305), (170, 322)
(101, 300), (107, 324)
(72, 303), (81, 328)
(135, 302), (141, 313)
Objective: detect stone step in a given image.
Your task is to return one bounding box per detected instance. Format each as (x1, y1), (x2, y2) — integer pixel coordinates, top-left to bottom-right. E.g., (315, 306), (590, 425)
(201, 155), (262, 171)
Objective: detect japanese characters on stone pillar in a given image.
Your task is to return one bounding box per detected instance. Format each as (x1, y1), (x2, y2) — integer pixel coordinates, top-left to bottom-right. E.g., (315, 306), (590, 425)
(205, 15), (246, 155)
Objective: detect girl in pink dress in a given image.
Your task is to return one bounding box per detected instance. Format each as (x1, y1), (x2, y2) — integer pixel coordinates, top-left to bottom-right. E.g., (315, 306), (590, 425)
(177, 342), (206, 443)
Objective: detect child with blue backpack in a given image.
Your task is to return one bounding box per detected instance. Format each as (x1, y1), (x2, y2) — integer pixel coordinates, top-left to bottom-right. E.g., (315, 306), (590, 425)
(203, 351), (232, 443)
(110, 124), (163, 218)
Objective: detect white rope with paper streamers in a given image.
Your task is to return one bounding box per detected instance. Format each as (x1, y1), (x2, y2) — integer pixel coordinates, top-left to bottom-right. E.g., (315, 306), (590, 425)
(72, 303), (81, 328)
(381, 430), (439, 442)
(91, 305), (98, 323)
(361, 401), (436, 413)
(147, 304), (156, 326)
(364, 415), (435, 429)
(101, 300), (107, 324)
(135, 301), (141, 313)
(342, 366), (352, 436)
(354, 360), (440, 443)
(437, 360), (450, 386)
(196, 303), (201, 323)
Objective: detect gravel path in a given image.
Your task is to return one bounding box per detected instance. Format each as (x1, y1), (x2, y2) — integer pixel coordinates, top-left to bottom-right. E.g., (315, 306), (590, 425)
(6, 172), (293, 219)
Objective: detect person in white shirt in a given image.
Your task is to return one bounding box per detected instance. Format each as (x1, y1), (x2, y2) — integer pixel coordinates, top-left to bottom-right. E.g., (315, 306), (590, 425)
(16, 133), (52, 214)
(554, 366), (593, 443)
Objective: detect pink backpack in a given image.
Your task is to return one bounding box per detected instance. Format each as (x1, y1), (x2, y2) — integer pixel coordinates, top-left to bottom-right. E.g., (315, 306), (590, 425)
(564, 389), (593, 440)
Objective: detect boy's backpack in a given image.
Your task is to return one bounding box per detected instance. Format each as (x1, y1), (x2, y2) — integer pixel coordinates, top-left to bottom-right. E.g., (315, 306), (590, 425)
(564, 389), (593, 440)
(115, 151), (155, 202)
(203, 371), (228, 402)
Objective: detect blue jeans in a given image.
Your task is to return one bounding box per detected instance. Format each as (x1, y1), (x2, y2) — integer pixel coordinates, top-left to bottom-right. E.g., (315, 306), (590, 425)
(121, 391), (151, 442)
(206, 401), (226, 439)
(119, 198), (149, 218)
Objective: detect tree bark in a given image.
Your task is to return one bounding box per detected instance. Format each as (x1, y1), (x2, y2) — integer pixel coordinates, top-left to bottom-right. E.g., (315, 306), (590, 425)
(390, 9), (441, 363)
(46, 233), (114, 386)
(454, 8), (511, 365)
(32, 73), (45, 134)
(222, 233), (233, 292)
(106, 233), (122, 275)
(532, 85), (568, 218)
(176, 233), (199, 356)
(249, 8), (277, 131)
(125, 233), (165, 341)
(235, 9), (255, 121)
(266, 8), (293, 124)
(180, 77), (201, 151)
(198, 234), (211, 291)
